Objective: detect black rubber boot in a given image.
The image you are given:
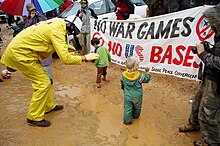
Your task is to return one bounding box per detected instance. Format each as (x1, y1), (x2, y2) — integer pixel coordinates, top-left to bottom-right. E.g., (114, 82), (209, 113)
(27, 119), (51, 127)
(45, 105), (64, 114)
(179, 123), (200, 132)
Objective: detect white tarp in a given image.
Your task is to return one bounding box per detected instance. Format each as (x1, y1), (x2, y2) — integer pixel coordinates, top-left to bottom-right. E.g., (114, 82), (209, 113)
(90, 5), (215, 80)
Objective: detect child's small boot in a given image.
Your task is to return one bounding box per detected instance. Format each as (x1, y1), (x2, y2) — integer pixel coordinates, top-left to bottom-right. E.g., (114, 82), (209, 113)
(97, 83), (101, 88)
(102, 76), (109, 82)
(123, 121), (132, 125)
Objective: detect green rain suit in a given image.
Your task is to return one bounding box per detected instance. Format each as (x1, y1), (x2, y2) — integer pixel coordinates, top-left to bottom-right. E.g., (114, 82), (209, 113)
(1, 18), (82, 121)
(121, 70), (151, 123)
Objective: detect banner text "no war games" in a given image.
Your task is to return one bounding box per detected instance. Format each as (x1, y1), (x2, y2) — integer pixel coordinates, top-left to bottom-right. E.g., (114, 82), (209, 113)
(93, 17), (195, 40)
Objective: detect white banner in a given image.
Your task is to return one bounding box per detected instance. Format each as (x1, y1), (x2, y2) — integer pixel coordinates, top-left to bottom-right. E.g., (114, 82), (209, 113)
(90, 5), (215, 80)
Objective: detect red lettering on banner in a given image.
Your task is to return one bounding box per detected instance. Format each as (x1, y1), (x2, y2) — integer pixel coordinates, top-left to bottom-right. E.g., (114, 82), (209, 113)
(183, 46), (194, 67)
(186, 46), (199, 68)
(150, 45), (199, 68)
(161, 45), (172, 64)
(108, 41), (122, 57)
(173, 45), (185, 65)
(135, 45), (144, 62)
(150, 46), (163, 63)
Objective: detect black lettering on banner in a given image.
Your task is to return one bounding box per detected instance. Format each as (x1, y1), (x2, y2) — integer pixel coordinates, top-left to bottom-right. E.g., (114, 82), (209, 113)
(181, 17), (195, 37)
(109, 22), (120, 37)
(137, 22), (148, 39)
(174, 70), (197, 79)
(93, 19), (99, 31)
(155, 20), (173, 39)
(116, 23), (125, 38)
(106, 16), (195, 40)
(121, 61), (125, 65)
(162, 68), (173, 74)
(151, 67), (162, 73)
(111, 59), (117, 62)
(170, 18), (182, 38)
(93, 19), (106, 33)
(100, 21), (106, 33)
(125, 23), (135, 39)
(145, 22), (155, 39)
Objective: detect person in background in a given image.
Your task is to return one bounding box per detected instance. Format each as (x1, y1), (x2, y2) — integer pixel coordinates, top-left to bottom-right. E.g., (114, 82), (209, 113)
(60, 0), (74, 13)
(179, 3), (220, 146)
(46, 8), (59, 20)
(76, 0), (98, 55)
(10, 17), (25, 37)
(24, 3), (47, 28)
(6, 14), (14, 27)
(0, 26), (14, 83)
(177, 0), (189, 11)
(121, 56), (151, 125)
(0, 18), (99, 127)
(149, 0), (169, 17)
(91, 38), (111, 88)
(115, 0), (132, 20)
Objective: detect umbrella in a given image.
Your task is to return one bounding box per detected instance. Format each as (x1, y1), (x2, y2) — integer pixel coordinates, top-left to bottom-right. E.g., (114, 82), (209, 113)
(0, 0), (64, 16)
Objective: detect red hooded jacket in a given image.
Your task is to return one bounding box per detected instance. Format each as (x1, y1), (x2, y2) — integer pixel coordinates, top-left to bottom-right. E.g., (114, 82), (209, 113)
(60, 0), (73, 13)
(116, 0), (131, 20)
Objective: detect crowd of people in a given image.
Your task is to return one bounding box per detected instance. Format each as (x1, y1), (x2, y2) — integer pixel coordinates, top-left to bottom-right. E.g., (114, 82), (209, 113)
(0, 0), (219, 146)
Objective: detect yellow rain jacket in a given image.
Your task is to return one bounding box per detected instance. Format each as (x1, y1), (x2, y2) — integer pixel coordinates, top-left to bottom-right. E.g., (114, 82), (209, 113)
(1, 18), (82, 68)
(1, 18), (82, 121)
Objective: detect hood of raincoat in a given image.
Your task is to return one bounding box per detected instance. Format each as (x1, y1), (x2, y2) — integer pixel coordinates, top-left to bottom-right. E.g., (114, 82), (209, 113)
(122, 70), (140, 81)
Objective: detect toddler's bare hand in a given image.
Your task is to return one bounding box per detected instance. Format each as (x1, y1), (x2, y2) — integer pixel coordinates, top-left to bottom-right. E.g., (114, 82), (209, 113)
(145, 68), (150, 72)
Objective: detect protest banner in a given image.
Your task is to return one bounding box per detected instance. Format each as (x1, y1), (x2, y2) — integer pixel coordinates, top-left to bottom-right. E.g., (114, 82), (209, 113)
(90, 5), (214, 80)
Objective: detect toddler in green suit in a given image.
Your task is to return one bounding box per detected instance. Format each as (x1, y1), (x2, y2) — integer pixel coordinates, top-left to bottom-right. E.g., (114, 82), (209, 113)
(121, 56), (151, 125)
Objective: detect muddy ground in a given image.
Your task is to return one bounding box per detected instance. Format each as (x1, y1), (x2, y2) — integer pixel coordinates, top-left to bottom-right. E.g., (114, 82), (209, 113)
(0, 23), (203, 146)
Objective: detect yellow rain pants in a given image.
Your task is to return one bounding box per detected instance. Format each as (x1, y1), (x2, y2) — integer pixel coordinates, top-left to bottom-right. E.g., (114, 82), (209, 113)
(1, 19), (82, 121)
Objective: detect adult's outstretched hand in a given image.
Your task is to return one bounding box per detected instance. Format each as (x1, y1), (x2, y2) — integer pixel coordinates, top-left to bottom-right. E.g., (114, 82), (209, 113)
(85, 53), (100, 61)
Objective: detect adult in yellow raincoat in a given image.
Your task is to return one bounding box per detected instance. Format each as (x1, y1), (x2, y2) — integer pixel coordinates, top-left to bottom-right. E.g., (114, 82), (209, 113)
(0, 18), (99, 127)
